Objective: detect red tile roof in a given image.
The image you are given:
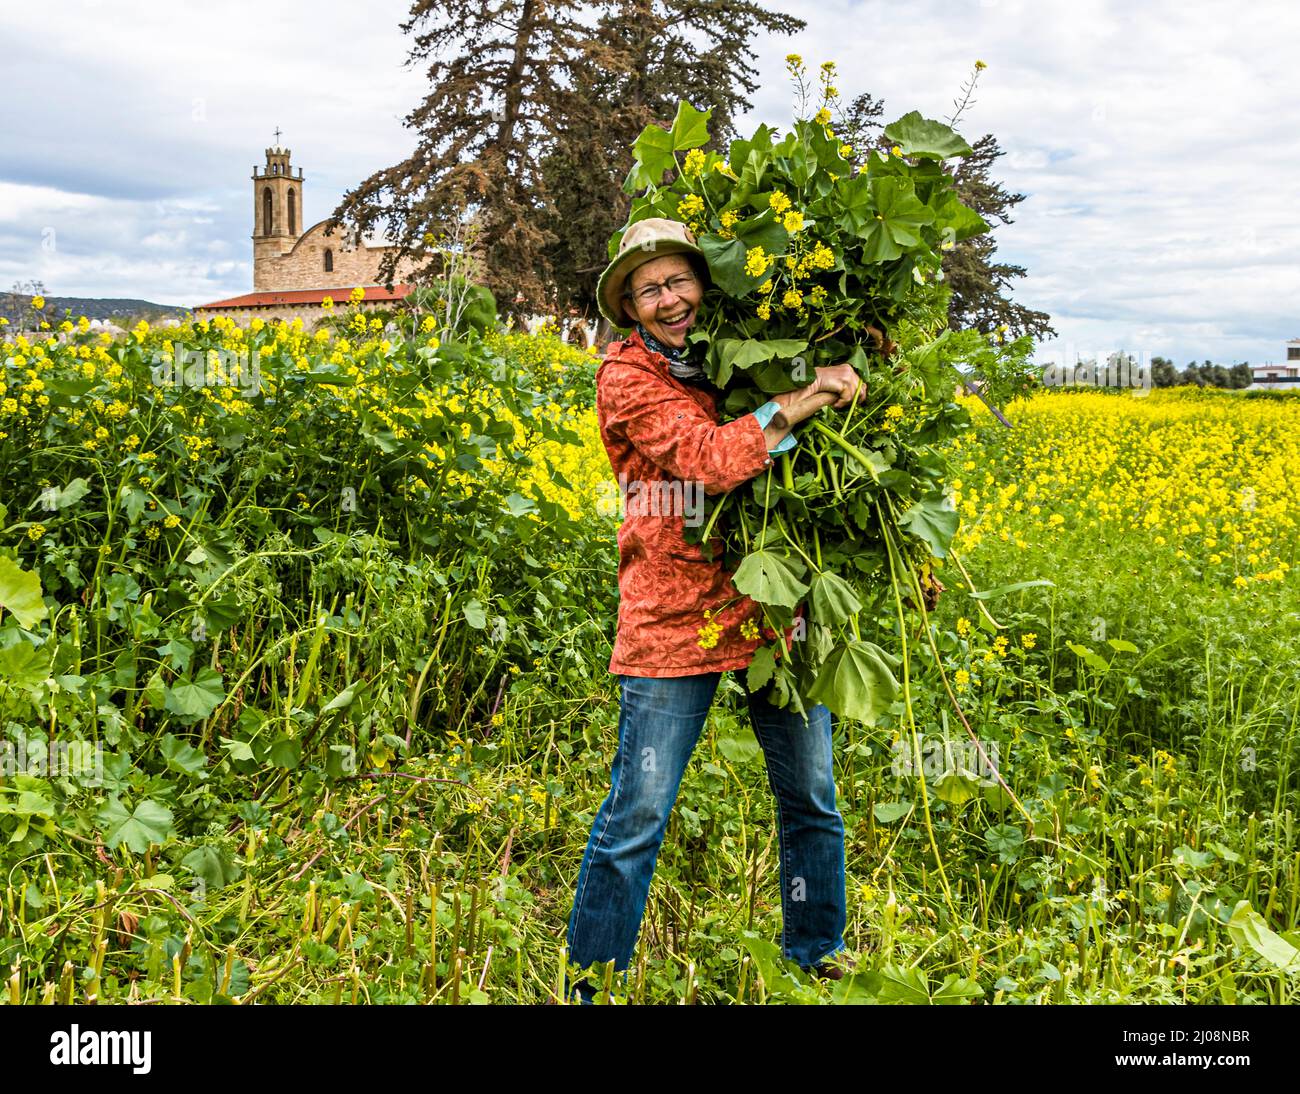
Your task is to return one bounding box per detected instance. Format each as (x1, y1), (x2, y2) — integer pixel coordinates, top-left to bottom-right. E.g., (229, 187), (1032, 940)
(196, 284), (413, 309)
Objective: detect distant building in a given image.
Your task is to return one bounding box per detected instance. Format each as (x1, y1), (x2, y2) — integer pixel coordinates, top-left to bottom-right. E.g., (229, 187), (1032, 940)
(194, 143), (418, 328)
(1249, 339), (1300, 390)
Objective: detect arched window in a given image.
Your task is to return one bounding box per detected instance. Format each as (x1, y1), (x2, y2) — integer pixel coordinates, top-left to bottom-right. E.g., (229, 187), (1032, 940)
(262, 187), (273, 235)
(323, 248), (333, 273)
(287, 189), (296, 235)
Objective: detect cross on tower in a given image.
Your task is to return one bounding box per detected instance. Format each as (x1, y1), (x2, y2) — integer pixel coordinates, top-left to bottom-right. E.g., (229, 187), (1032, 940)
(273, 126), (282, 144)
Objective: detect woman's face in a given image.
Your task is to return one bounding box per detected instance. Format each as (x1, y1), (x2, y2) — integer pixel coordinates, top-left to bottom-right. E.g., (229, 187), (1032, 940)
(623, 254), (703, 349)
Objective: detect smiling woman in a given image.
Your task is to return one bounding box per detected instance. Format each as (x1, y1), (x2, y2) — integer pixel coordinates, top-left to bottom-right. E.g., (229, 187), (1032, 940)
(562, 216), (868, 1003)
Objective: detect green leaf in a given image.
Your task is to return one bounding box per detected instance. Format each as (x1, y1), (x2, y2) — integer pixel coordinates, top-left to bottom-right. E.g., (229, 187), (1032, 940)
(897, 492), (959, 558)
(984, 823), (1025, 863)
(873, 800), (912, 823)
(182, 844), (242, 892)
(626, 125), (676, 193)
(966, 578), (1056, 600)
(932, 974), (984, 1004)
(1065, 641), (1110, 673)
(0, 640), (52, 687)
(320, 683), (359, 714)
(855, 177), (935, 263)
(268, 735), (302, 770)
(0, 556), (48, 629)
(163, 667), (225, 722)
(883, 111), (974, 159)
(1172, 844), (1216, 870)
(669, 99), (711, 151)
(1226, 900), (1300, 970)
(810, 571), (863, 626)
(463, 598), (487, 629)
(31, 478), (91, 512)
(746, 643), (778, 691)
(732, 550), (809, 609)
(877, 963), (932, 1004)
(698, 235), (754, 299)
(160, 733), (208, 779)
(805, 640), (901, 724)
(219, 737), (256, 763)
(98, 797), (175, 853)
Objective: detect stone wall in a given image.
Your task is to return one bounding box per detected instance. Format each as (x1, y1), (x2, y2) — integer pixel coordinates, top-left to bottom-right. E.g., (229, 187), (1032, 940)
(253, 221), (421, 291)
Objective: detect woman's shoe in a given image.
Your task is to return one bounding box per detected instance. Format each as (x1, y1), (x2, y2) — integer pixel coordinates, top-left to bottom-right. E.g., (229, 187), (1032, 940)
(810, 953), (857, 981)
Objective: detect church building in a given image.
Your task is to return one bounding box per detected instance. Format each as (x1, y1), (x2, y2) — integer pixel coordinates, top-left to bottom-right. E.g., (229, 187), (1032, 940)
(194, 142), (418, 328)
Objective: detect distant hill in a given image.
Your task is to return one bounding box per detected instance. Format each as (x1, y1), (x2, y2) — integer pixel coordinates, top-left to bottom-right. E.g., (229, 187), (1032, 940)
(0, 294), (192, 326)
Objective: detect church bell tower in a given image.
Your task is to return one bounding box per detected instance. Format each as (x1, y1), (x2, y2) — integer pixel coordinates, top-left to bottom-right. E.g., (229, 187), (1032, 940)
(252, 133), (304, 289)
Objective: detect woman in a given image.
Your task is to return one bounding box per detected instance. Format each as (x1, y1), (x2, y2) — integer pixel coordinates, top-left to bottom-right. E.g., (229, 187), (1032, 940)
(563, 218), (873, 1004)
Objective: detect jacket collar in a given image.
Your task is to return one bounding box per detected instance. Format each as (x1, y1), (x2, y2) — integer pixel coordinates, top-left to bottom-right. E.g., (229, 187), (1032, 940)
(618, 326), (718, 393)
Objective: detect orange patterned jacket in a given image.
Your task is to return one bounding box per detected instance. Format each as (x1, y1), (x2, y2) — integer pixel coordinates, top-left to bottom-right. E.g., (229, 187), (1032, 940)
(596, 327), (800, 678)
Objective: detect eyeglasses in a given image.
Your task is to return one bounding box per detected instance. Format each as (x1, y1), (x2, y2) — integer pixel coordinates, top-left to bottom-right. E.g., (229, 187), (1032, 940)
(625, 271), (697, 307)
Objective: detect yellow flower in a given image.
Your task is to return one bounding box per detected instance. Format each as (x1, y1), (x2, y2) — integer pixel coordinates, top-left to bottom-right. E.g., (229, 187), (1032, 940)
(32, 295), (45, 310)
(785, 53), (804, 70)
(696, 609), (723, 650)
(744, 246), (773, 277)
(321, 296), (334, 312)
(782, 210), (804, 233)
(954, 668), (971, 689)
(975, 59), (988, 70)
(349, 286), (365, 305)
(756, 302), (771, 321)
(27, 524), (45, 541)
(144, 525), (160, 541)
(769, 191), (792, 215)
(782, 289), (803, 309)
(740, 617), (760, 641)
(814, 107), (832, 126)
(677, 193), (705, 220)
(164, 514), (181, 528)
(683, 148), (706, 175)
(891, 145), (903, 157)
(955, 617), (971, 637)
(839, 143), (853, 158)
(885, 404), (905, 420)
(1020, 632), (1037, 649)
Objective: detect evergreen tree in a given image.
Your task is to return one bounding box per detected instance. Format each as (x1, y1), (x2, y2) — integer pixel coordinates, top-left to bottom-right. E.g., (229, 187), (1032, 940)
(540, 0), (806, 342)
(327, 0), (587, 325)
(945, 133), (1056, 340)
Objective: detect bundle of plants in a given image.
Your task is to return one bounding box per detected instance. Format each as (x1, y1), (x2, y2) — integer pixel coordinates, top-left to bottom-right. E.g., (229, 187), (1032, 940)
(614, 59), (1036, 723)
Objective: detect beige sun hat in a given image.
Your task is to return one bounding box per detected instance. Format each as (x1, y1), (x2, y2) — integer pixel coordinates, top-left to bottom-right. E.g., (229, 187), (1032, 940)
(596, 217), (706, 329)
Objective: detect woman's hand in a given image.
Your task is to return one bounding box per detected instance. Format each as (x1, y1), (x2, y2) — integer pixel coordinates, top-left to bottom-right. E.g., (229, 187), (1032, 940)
(808, 363), (869, 410)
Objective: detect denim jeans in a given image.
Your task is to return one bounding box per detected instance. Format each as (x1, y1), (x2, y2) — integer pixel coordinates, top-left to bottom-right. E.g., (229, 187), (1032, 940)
(564, 671), (846, 1003)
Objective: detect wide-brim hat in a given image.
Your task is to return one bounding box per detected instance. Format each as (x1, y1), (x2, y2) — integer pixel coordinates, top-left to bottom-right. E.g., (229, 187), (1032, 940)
(596, 217), (706, 329)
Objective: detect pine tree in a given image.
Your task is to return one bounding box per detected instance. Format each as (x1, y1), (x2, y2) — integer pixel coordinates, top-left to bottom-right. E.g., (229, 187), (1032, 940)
(537, 0), (806, 342)
(946, 133), (1055, 340)
(326, 0), (586, 325)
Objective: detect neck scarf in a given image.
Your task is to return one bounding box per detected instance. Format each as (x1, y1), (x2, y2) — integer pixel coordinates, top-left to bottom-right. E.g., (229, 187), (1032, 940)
(635, 322), (711, 386)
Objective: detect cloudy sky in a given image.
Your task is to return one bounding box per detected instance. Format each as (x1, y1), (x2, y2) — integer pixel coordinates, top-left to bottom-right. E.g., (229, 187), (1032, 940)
(2, 0), (1296, 367)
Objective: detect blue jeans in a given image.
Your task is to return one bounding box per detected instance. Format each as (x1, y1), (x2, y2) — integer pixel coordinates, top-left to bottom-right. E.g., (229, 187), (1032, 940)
(564, 671), (846, 1003)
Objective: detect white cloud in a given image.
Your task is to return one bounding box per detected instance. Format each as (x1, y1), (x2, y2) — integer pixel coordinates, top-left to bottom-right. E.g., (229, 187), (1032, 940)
(3, 0), (1298, 364)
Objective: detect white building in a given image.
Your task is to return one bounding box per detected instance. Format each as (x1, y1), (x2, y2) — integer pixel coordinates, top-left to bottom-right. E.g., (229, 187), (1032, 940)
(1249, 339), (1300, 390)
